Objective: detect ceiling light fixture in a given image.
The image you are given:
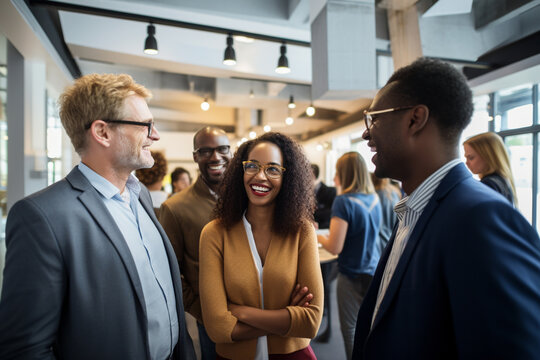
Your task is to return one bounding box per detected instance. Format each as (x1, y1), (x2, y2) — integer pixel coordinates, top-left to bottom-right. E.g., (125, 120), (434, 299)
(285, 116), (294, 125)
(306, 104), (316, 117)
(249, 89), (255, 99)
(288, 95), (296, 109)
(275, 42), (290, 74)
(223, 33), (236, 66)
(263, 124), (271, 132)
(249, 131), (257, 139)
(143, 22), (158, 55)
(201, 98), (210, 111)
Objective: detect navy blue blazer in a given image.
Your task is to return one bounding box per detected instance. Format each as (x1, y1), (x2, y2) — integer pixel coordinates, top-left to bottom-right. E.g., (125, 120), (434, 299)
(352, 163), (540, 359)
(0, 167), (196, 360)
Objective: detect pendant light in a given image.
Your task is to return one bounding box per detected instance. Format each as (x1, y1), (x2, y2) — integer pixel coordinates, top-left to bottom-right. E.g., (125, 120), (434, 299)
(201, 98), (210, 111)
(288, 95), (296, 109)
(143, 23), (158, 55)
(306, 104), (316, 117)
(275, 42), (290, 74)
(223, 33), (236, 66)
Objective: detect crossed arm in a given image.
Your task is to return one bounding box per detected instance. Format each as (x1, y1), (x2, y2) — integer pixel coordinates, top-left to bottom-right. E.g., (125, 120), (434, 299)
(229, 284), (313, 341)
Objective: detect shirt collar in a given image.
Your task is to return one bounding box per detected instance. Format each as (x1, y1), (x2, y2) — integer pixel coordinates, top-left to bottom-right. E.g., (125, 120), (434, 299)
(394, 159), (462, 218)
(78, 162), (141, 200)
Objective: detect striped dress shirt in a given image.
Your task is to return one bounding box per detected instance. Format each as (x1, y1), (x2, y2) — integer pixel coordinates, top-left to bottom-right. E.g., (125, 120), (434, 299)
(371, 159), (462, 327)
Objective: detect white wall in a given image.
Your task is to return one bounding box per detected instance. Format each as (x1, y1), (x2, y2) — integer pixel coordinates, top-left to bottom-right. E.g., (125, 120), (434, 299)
(152, 131), (200, 181)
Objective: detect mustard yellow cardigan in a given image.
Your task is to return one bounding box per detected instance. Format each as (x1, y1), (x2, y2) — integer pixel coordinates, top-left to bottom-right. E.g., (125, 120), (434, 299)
(199, 219), (324, 359)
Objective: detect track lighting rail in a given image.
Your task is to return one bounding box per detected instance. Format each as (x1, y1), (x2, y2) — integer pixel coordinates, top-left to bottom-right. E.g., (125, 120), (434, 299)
(29, 0), (311, 47)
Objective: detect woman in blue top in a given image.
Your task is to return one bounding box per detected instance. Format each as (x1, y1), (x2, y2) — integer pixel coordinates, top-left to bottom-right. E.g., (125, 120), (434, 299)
(318, 152), (381, 360)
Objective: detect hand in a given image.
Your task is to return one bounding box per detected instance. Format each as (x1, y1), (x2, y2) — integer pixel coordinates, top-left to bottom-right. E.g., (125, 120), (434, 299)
(228, 303), (241, 317)
(290, 284), (313, 307)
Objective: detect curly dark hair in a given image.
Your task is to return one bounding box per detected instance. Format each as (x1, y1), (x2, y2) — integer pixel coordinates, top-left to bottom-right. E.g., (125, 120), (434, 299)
(386, 57), (473, 145)
(135, 151), (168, 186)
(215, 132), (315, 236)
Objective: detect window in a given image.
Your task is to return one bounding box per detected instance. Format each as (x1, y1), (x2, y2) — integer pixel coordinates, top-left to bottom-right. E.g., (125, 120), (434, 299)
(505, 134), (532, 222)
(46, 95), (62, 185)
(494, 84), (533, 131)
(493, 83), (540, 229)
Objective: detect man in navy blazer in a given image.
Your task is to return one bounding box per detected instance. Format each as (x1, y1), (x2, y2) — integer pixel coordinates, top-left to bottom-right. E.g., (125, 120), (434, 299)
(353, 58), (540, 359)
(0, 74), (195, 359)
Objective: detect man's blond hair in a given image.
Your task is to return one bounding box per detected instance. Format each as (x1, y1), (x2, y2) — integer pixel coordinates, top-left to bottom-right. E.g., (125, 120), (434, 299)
(58, 73), (151, 155)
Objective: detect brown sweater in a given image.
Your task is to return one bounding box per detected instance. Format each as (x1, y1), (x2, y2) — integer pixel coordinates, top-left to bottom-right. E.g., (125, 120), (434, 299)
(199, 219), (323, 359)
(159, 177), (216, 322)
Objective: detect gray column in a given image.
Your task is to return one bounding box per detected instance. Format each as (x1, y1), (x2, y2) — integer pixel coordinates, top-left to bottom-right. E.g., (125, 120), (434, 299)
(311, 0), (376, 100)
(7, 41), (48, 211)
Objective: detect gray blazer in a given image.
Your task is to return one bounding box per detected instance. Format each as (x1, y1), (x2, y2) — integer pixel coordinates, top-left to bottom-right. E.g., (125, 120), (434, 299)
(0, 167), (195, 360)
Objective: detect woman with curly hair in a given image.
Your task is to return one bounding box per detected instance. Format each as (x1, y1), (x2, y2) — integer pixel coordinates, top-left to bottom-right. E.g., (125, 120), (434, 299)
(317, 152), (381, 360)
(463, 132), (516, 205)
(135, 151), (168, 214)
(199, 132), (323, 359)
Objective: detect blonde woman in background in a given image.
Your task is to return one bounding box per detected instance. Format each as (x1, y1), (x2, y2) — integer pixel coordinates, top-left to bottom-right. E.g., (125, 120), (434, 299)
(317, 152), (381, 360)
(463, 132), (516, 205)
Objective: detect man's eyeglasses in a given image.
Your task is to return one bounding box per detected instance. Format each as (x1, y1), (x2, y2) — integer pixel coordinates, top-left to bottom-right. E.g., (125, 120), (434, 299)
(193, 145), (231, 158)
(85, 119), (155, 137)
(243, 160), (286, 179)
(363, 106), (416, 131)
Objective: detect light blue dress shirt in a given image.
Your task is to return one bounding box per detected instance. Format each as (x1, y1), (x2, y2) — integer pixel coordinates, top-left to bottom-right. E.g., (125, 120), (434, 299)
(78, 163), (178, 360)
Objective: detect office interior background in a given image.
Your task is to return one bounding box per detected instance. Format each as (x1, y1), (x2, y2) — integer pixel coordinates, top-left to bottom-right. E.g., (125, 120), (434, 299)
(1, 0), (540, 289)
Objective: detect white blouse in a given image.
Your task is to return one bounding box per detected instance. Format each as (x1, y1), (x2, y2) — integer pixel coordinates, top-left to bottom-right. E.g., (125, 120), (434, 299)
(242, 214), (269, 360)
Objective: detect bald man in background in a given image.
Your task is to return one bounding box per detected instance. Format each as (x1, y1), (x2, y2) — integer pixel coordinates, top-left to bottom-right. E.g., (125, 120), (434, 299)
(160, 127), (231, 359)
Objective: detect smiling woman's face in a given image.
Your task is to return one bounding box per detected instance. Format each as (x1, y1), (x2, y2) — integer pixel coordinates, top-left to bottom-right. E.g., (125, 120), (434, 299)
(243, 142), (284, 209)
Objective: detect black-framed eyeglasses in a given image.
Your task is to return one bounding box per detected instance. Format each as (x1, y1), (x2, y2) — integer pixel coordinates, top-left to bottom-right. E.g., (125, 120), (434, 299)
(363, 106), (416, 131)
(85, 119), (155, 137)
(243, 160), (286, 179)
(193, 145), (230, 158)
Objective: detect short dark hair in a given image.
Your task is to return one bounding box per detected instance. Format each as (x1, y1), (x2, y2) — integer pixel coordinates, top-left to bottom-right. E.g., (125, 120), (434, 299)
(311, 164), (320, 179)
(171, 167), (191, 183)
(215, 132), (315, 236)
(386, 57), (473, 144)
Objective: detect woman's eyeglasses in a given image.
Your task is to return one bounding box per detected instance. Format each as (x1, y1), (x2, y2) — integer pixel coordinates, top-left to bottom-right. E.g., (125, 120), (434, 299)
(243, 161), (286, 179)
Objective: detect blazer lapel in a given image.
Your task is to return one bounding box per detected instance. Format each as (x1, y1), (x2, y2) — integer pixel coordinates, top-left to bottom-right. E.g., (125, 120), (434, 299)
(371, 164), (470, 329)
(66, 167), (147, 315)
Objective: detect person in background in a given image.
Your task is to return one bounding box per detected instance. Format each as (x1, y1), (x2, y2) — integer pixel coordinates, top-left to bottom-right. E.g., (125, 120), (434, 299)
(370, 173), (401, 254)
(311, 164), (337, 229)
(0, 73), (195, 359)
(136, 150), (169, 215)
(353, 57), (540, 359)
(199, 132), (323, 359)
(318, 152), (381, 360)
(463, 131), (516, 205)
(171, 167), (192, 195)
(160, 126), (231, 360)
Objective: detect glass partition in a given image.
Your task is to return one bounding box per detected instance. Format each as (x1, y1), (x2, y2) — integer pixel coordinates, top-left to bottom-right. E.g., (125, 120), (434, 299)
(505, 134), (533, 222)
